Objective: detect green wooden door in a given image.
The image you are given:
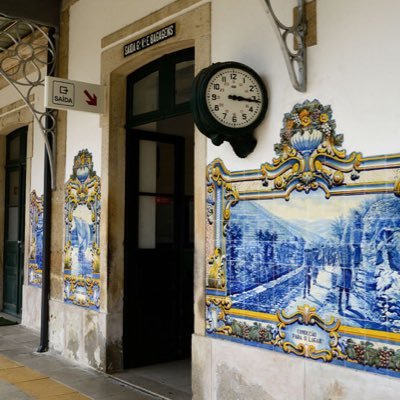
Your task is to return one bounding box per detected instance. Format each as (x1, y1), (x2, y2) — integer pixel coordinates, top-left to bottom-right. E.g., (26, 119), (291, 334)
(3, 127), (27, 317)
(125, 131), (194, 367)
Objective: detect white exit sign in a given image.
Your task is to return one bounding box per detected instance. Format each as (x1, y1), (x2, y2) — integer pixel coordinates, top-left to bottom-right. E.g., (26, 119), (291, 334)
(44, 76), (105, 114)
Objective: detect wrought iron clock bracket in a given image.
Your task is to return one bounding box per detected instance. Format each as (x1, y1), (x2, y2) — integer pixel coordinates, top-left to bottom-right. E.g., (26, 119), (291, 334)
(259, 0), (307, 92)
(0, 15), (57, 189)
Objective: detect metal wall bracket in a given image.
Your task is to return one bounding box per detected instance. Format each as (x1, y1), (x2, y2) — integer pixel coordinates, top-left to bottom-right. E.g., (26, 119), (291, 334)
(0, 15), (57, 188)
(260, 0), (307, 92)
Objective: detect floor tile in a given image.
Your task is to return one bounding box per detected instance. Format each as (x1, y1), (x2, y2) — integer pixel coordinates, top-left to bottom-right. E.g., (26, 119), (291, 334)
(40, 392), (91, 400)
(0, 355), (22, 370)
(15, 377), (76, 398)
(0, 325), (162, 400)
(0, 366), (46, 383)
(70, 377), (136, 397)
(0, 380), (34, 399)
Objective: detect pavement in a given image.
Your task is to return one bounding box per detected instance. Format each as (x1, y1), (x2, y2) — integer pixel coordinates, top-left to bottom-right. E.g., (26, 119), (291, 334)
(0, 324), (162, 400)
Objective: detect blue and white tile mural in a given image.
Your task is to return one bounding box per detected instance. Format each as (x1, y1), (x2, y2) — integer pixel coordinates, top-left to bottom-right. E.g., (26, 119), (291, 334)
(206, 100), (400, 376)
(64, 149), (101, 310)
(28, 191), (44, 287)
(227, 193), (400, 330)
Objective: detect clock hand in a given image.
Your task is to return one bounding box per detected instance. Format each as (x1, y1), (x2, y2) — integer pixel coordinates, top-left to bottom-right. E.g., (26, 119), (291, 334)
(228, 94), (261, 103)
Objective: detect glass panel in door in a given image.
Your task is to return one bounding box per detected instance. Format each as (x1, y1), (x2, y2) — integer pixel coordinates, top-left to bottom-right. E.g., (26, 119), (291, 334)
(138, 140), (175, 249)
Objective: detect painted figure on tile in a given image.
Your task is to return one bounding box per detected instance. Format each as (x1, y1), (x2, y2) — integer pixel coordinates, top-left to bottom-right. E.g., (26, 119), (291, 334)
(337, 211), (362, 314)
(303, 248), (313, 298)
(376, 228), (400, 273)
(338, 223), (354, 314)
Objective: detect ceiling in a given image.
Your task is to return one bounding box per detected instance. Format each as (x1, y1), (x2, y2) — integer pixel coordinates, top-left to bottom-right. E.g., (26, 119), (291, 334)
(0, 15), (35, 50)
(0, 1), (61, 50)
(0, 0), (61, 28)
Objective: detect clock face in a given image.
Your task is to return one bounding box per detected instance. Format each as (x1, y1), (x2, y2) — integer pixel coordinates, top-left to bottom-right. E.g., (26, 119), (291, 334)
(205, 67), (264, 128)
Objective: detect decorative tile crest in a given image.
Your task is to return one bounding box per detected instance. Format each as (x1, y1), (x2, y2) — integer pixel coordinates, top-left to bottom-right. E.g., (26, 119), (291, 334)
(28, 190), (44, 287)
(262, 99), (361, 198)
(64, 149), (101, 310)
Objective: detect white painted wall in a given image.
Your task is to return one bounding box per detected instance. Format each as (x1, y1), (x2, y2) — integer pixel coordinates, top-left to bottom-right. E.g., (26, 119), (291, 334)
(209, 0), (400, 170)
(0, 80), (44, 193)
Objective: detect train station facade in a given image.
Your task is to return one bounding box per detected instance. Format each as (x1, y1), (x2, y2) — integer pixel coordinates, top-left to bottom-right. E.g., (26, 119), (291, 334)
(1, 0), (400, 399)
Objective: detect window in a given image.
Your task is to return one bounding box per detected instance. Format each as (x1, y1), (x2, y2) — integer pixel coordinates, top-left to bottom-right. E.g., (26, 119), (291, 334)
(126, 48), (194, 127)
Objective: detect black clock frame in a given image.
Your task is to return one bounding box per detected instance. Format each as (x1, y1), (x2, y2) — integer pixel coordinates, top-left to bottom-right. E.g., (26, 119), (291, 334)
(191, 61), (268, 158)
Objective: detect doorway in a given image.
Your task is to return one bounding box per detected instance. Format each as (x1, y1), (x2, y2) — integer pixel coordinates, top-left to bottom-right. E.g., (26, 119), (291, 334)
(3, 127), (27, 318)
(123, 48), (194, 393)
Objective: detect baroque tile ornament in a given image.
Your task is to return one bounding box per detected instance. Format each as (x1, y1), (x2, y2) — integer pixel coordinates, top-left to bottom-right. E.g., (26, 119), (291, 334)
(28, 191), (44, 287)
(206, 99), (400, 377)
(64, 149), (101, 310)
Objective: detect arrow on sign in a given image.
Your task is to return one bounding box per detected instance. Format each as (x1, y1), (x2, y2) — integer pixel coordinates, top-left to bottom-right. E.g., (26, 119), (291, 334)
(84, 90), (97, 106)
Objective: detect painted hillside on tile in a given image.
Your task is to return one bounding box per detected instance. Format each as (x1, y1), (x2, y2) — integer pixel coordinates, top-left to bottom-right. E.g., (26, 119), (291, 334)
(206, 100), (400, 377)
(64, 149), (101, 310)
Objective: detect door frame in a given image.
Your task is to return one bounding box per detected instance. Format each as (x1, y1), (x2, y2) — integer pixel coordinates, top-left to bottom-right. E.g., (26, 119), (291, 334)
(0, 102), (34, 317)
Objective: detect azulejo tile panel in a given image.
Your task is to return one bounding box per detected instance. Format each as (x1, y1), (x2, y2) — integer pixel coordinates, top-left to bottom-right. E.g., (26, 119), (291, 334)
(28, 190), (44, 287)
(64, 149), (101, 310)
(206, 99), (400, 377)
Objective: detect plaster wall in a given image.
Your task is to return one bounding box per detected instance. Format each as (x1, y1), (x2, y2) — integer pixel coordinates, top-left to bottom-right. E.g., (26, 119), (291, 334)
(49, 299), (106, 370)
(193, 335), (400, 400)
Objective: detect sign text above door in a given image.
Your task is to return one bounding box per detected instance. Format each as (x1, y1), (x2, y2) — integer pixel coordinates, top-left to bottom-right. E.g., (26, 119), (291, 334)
(124, 23), (176, 58)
